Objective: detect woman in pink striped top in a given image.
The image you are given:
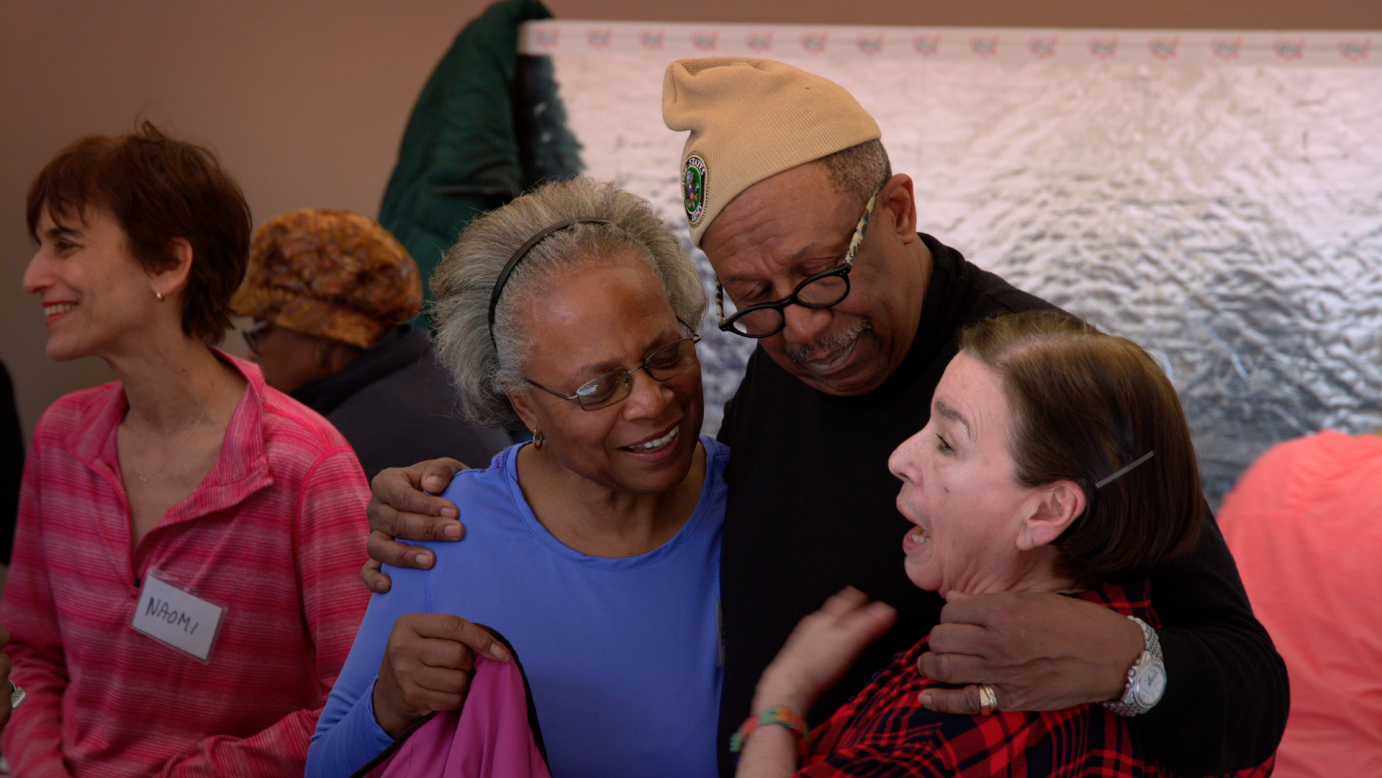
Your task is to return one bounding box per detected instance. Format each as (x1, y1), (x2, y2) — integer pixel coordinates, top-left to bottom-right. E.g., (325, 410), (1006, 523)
(0, 123), (372, 777)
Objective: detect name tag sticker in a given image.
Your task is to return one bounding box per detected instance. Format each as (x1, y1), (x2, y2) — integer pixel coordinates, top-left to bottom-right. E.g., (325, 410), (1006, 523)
(131, 571), (225, 663)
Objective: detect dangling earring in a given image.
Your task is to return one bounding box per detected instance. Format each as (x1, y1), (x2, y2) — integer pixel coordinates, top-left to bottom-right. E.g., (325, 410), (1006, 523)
(155, 290), (165, 302)
(532, 429), (545, 449)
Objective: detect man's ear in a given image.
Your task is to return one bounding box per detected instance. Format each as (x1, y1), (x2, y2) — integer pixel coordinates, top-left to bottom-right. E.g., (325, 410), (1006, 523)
(881, 173), (918, 238)
(151, 237), (195, 299)
(1016, 479), (1087, 551)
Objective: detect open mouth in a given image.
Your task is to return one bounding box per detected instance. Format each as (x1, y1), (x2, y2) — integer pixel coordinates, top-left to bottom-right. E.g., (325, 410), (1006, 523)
(903, 524), (931, 552)
(44, 302), (77, 317)
(621, 426), (679, 454)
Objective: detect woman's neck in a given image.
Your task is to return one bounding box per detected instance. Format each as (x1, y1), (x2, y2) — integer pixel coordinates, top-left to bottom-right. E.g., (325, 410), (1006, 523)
(516, 441), (707, 558)
(107, 334), (244, 433)
(955, 546), (1080, 597)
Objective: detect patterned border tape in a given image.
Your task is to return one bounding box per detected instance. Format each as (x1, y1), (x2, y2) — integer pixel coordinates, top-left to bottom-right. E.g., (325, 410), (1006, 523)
(519, 21), (1378, 66)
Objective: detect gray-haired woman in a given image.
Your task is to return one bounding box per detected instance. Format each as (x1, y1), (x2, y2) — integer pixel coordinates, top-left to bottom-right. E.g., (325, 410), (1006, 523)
(307, 178), (726, 778)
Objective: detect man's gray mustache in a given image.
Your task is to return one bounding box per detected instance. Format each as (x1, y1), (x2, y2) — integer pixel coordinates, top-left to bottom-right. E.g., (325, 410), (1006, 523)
(786, 320), (872, 364)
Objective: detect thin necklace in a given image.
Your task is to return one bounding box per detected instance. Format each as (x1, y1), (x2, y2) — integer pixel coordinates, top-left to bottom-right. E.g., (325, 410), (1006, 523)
(132, 382), (220, 484)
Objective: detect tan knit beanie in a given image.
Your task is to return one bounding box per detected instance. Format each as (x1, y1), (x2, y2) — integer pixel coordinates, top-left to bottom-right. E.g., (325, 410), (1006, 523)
(662, 57), (881, 246)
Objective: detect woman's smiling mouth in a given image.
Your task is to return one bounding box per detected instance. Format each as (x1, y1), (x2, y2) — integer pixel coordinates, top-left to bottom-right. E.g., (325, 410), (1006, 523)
(44, 301), (77, 319)
(622, 425), (679, 453)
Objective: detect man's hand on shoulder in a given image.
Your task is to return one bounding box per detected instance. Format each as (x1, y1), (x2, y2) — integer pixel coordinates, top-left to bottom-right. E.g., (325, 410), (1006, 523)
(916, 590), (1143, 715)
(361, 458), (468, 593)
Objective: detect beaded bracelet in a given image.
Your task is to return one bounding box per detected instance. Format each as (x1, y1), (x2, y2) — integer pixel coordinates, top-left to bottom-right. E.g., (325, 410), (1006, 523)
(730, 704), (814, 761)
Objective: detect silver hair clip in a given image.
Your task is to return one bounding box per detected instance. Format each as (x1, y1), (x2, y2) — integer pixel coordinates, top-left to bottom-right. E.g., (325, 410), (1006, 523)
(1095, 451), (1155, 489)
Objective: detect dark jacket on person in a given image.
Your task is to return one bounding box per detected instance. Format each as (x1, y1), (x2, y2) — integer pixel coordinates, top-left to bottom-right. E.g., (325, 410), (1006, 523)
(1, 361), (23, 564)
(292, 326), (511, 481)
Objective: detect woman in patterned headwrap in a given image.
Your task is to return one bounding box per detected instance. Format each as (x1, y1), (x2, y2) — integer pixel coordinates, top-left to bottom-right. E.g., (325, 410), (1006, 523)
(231, 209), (511, 480)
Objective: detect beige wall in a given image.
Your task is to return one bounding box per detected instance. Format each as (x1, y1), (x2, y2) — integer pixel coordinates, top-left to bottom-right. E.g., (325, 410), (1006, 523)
(3, 0), (1379, 441)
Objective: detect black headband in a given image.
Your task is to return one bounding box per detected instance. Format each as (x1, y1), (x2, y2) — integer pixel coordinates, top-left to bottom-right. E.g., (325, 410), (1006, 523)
(487, 218), (613, 340)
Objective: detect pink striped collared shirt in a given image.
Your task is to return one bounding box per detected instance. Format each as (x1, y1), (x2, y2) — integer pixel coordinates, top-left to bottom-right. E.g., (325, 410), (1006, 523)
(1, 354), (371, 777)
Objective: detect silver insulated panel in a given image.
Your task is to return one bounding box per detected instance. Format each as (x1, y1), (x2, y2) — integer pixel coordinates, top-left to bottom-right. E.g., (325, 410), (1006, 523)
(536, 31), (1382, 506)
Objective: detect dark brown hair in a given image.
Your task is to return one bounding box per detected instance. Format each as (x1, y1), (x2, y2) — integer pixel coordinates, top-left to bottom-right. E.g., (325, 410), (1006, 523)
(26, 121), (252, 345)
(959, 311), (1203, 588)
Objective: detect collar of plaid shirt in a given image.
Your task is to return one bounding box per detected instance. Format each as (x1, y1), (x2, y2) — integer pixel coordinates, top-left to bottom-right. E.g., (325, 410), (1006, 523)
(802, 579), (1275, 778)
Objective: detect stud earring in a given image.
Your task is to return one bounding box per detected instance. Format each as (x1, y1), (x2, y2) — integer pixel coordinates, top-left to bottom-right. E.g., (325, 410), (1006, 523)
(532, 429), (545, 449)
(155, 291), (165, 302)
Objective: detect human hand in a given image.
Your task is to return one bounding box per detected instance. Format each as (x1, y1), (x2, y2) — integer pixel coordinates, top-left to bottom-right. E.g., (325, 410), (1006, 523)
(753, 588), (896, 715)
(916, 590), (1143, 714)
(362, 458), (468, 593)
(372, 613), (510, 738)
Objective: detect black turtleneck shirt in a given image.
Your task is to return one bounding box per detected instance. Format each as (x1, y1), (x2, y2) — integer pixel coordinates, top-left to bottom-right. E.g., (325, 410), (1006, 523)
(714, 234), (1287, 777)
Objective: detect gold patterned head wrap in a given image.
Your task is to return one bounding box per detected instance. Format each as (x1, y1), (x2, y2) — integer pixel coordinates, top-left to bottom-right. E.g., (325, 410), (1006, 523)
(230, 209), (422, 349)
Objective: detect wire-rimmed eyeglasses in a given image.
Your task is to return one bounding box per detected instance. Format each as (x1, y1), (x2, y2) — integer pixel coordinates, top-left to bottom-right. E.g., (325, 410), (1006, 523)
(526, 330), (702, 411)
(715, 185), (881, 339)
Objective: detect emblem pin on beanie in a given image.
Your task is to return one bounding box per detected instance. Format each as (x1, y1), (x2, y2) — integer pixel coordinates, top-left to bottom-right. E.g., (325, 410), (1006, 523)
(662, 57), (881, 246)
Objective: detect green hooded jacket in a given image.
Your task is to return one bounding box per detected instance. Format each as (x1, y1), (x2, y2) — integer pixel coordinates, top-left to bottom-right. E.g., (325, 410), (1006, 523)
(379, 0), (582, 323)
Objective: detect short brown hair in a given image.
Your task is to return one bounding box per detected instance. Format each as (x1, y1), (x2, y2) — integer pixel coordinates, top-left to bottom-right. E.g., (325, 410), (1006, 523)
(960, 311), (1203, 589)
(26, 122), (252, 345)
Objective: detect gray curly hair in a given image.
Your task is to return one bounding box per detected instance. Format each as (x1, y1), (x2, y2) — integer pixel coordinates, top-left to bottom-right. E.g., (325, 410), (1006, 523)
(432, 177), (707, 430)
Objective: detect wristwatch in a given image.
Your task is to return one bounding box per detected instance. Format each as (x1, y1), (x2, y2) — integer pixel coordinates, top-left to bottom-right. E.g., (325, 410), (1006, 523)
(1102, 615), (1166, 717)
(9, 681), (23, 711)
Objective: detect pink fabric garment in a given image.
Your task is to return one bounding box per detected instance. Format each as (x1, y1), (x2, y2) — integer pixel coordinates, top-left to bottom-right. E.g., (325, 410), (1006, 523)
(358, 654), (551, 778)
(0, 353), (371, 777)
(1218, 430), (1382, 778)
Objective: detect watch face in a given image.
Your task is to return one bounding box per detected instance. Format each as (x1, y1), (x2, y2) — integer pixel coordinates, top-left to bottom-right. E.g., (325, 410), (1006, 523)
(1134, 664), (1167, 707)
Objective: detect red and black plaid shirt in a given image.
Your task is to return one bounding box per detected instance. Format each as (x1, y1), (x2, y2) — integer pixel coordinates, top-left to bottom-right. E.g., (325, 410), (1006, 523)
(798, 580), (1275, 777)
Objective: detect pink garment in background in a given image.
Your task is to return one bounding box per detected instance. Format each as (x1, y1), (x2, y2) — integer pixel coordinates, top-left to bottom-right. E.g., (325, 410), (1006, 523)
(1218, 430), (1382, 778)
(358, 654), (551, 778)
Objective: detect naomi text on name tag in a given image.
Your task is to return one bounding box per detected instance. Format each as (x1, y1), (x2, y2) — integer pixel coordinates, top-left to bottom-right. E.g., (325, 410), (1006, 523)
(131, 572), (225, 662)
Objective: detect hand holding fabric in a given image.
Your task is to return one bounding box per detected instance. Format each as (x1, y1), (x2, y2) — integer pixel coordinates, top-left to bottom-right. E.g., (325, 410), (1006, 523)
(917, 590), (1142, 714)
(372, 613), (510, 738)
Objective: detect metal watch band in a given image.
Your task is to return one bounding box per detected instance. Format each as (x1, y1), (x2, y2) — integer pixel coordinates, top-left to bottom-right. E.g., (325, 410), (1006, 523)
(1101, 615), (1164, 717)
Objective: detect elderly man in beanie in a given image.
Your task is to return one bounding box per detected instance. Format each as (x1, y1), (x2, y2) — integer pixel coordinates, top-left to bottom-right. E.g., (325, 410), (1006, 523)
(360, 60), (1285, 776)
(232, 209), (510, 481)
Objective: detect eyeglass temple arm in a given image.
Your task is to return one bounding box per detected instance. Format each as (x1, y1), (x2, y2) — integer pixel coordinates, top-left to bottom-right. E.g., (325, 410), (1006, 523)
(711, 184), (879, 330)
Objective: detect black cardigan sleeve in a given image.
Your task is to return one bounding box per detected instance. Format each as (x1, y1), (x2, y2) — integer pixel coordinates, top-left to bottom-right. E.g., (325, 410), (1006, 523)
(1135, 513), (1289, 775)
(0, 362), (23, 565)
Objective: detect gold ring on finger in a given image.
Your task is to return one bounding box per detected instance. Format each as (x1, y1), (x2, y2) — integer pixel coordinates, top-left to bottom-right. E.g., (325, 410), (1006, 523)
(977, 683), (999, 715)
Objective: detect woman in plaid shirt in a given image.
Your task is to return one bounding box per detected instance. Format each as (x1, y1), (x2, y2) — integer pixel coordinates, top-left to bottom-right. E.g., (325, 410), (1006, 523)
(735, 312), (1276, 778)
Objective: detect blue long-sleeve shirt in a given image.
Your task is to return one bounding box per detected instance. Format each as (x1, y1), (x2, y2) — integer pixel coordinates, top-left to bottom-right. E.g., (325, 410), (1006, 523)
(308, 438), (727, 778)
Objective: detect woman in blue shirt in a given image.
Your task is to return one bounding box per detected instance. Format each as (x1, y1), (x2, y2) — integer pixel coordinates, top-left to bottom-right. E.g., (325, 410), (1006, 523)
(308, 178), (725, 778)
